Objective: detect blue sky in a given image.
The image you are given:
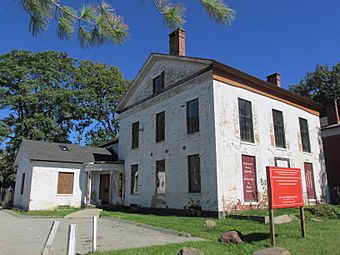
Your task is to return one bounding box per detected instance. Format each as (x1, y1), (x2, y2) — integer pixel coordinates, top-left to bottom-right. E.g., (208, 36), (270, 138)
(1, 0), (340, 145)
(1, 0), (340, 86)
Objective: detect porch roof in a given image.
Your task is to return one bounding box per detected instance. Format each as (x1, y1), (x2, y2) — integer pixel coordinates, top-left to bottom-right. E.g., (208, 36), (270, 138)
(84, 161), (124, 172)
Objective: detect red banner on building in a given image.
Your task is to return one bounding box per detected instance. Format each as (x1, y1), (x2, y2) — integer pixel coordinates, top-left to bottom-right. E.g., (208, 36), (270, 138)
(267, 167), (304, 209)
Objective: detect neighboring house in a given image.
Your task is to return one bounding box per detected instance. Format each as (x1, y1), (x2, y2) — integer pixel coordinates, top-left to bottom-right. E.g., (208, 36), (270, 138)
(13, 140), (123, 210)
(320, 98), (340, 204)
(14, 29), (328, 216)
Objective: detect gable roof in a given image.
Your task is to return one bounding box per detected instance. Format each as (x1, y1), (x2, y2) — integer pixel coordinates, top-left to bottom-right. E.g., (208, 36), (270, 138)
(116, 53), (322, 116)
(116, 53), (213, 112)
(15, 139), (117, 165)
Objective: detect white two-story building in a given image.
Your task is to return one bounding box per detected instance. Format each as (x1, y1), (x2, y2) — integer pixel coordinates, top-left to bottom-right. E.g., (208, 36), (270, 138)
(115, 29), (328, 217)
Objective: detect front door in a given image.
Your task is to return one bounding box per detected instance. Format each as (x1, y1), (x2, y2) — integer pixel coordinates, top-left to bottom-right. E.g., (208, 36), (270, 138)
(99, 174), (110, 204)
(242, 155), (258, 202)
(304, 163), (316, 200)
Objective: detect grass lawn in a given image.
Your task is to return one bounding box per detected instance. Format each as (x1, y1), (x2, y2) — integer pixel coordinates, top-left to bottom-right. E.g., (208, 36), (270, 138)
(97, 209), (340, 255)
(11, 207), (82, 217)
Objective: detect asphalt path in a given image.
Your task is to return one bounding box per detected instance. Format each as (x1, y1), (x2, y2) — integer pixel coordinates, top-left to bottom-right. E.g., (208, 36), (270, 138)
(0, 210), (202, 255)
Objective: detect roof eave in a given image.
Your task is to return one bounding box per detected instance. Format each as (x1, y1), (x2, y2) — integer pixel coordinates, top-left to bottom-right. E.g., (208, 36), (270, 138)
(212, 61), (322, 114)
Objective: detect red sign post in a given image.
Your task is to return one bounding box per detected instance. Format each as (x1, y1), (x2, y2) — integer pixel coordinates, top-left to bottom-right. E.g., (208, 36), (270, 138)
(267, 166), (306, 246)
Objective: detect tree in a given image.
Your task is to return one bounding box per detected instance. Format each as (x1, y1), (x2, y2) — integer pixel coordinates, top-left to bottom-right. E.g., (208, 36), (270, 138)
(19, 0), (235, 48)
(289, 63), (340, 105)
(75, 60), (128, 146)
(0, 50), (127, 186)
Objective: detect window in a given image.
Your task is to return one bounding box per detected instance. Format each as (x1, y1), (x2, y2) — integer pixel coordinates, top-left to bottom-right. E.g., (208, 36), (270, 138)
(299, 118), (311, 152)
(131, 164), (139, 194)
(188, 154), (201, 193)
(156, 160), (165, 193)
(20, 173), (25, 195)
(238, 98), (254, 143)
(187, 98), (199, 134)
(153, 72), (164, 94)
(156, 111), (165, 142)
(272, 109), (286, 148)
(57, 172), (74, 194)
(132, 121), (139, 149)
(274, 157), (290, 168)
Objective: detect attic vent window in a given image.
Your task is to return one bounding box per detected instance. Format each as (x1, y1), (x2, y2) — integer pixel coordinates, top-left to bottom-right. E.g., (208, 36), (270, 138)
(153, 71), (165, 95)
(59, 145), (69, 151)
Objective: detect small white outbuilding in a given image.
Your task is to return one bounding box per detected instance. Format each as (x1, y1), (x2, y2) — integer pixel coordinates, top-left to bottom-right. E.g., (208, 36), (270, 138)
(13, 140), (123, 211)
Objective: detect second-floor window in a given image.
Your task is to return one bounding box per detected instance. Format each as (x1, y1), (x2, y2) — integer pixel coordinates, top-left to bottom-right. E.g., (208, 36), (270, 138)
(153, 72), (164, 95)
(238, 98), (254, 143)
(272, 109), (286, 148)
(187, 98), (199, 134)
(156, 111), (165, 142)
(299, 118), (311, 152)
(132, 121), (139, 149)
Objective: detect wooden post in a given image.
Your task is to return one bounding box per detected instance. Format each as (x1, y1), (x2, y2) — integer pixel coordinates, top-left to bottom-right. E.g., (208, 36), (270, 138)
(41, 221), (60, 255)
(267, 167), (276, 246)
(92, 216), (97, 252)
(269, 208), (275, 246)
(300, 206), (306, 238)
(67, 224), (77, 255)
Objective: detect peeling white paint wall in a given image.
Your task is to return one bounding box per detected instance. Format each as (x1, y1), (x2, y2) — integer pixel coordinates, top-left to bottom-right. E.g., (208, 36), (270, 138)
(119, 61), (218, 212)
(213, 79), (328, 211)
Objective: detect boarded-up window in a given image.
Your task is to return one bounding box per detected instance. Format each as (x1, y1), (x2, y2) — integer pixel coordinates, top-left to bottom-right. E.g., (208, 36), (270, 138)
(57, 172), (74, 194)
(131, 164), (139, 194)
(299, 118), (311, 152)
(187, 99), (199, 134)
(272, 109), (286, 148)
(20, 173), (25, 195)
(156, 160), (165, 193)
(156, 111), (165, 142)
(153, 72), (164, 95)
(241, 155), (258, 202)
(132, 121), (139, 149)
(238, 98), (254, 143)
(188, 154), (201, 193)
(304, 163), (316, 199)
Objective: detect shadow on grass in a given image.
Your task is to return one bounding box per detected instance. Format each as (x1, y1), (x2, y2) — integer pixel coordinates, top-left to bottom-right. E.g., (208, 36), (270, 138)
(243, 232), (272, 243)
(227, 230), (272, 243)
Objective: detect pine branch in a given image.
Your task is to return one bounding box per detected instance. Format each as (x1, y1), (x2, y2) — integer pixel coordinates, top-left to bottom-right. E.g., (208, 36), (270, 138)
(152, 0), (185, 30)
(200, 0), (235, 24)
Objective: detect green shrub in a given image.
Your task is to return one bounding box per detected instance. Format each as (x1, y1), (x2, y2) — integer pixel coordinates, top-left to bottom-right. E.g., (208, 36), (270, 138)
(308, 204), (340, 219)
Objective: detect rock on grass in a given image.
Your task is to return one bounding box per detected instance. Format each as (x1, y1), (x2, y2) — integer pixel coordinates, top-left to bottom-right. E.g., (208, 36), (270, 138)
(178, 247), (204, 255)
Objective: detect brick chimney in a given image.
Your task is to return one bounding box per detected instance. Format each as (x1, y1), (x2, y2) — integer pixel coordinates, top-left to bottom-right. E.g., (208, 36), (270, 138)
(326, 98), (340, 125)
(266, 73), (281, 87)
(169, 28), (185, 56)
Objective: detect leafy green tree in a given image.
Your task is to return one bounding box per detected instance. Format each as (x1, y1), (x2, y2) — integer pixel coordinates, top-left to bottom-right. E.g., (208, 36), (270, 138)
(75, 60), (128, 146)
(0, 50), (127, 186)
(0, 50), (79, 155)
(289, 63), (340, 105)
(19, 0), (235, 47)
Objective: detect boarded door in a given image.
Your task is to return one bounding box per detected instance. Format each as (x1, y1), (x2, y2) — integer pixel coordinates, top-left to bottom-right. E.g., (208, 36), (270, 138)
(242, 155), (258, 202)
(99, 174), (110, 204)
(304, 163), (316, 199)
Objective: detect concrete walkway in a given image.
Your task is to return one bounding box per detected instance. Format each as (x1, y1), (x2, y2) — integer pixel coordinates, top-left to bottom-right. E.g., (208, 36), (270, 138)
(0, 210), (202, 255)
(64, 208), (102, 219)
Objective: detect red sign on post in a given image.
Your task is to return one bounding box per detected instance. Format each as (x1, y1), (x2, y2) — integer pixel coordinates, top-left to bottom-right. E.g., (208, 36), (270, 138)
(266, 166), (306, 246)
(267, 167), (303, 209)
